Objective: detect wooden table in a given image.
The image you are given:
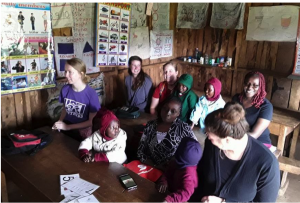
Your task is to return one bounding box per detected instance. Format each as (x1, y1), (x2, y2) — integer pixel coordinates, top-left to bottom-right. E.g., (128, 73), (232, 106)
(1, 127), (165, 202)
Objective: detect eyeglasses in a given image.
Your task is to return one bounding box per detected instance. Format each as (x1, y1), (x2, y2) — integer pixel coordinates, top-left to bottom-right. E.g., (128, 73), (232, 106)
(244, 83), (259, 89)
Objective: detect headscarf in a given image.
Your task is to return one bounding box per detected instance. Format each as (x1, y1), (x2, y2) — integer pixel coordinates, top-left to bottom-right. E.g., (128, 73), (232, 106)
(205, 77), (222, 101)
(97, 108), (119, 141)
(177, 74), (193, 95)
(175, 137), (202, 169)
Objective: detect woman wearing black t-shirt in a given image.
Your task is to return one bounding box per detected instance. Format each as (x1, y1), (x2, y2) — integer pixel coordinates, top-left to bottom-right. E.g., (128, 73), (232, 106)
(232, 71), (273, 145)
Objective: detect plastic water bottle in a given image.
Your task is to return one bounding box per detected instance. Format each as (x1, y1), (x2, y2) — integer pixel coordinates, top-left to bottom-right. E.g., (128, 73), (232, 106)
(204, 54), (209, 65)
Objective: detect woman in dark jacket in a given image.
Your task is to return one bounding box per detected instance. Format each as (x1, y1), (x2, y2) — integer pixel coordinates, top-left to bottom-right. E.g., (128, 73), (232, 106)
(190, 102), (280, 202)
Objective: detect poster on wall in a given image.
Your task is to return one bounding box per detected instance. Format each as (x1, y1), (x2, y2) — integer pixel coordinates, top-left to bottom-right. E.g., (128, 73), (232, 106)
(210, 3), (245, 29)
(246, 6), (299, 42)
(95, 3), (131, 67)
(292, 12), (300, 76)
(150, 30), (173, 59)
(51, 3), (99, 76)
(152, 3), (170, 31)
(1, 2), (56, 95)
(176, 3), (209, 29)
(129, 27), (150, 59)
(54, 36), (99, 77)
(130, 3), (146, 28)
(51, 3), (74, 29)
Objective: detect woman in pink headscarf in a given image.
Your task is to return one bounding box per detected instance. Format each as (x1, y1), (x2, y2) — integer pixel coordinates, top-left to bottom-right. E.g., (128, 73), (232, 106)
(190, 77), (225, 133)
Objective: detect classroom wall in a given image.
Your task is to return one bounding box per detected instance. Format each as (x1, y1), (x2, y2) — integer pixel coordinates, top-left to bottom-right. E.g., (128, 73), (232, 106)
(2, 3), (300, 133)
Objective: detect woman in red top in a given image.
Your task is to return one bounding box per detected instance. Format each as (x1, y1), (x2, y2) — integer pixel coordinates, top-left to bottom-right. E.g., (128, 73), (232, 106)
(150, 61), (178, 115)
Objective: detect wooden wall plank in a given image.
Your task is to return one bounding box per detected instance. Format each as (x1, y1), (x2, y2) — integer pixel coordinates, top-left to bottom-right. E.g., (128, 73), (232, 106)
(271, 78), (292, 108)
(14, 93), (25, 128)
(275, 42), (296, 74)
(289, 80), (300, 111)
(261, 42), (271, 69)
(1, 94), (17, 131)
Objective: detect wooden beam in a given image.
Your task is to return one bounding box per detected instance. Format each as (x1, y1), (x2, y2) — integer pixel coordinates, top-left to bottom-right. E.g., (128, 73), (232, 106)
(278, 156), (300, 175)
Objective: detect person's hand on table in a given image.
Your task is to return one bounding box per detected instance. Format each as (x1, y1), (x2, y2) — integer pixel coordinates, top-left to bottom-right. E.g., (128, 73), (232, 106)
(156, 182), (168, 193)
(53, 121), (69, 131)
(82, 152), (94, 163)
(201, 195), (225, 203)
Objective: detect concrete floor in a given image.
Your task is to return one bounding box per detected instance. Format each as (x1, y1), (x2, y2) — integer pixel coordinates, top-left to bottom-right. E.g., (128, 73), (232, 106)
(4, 131), (300, 202)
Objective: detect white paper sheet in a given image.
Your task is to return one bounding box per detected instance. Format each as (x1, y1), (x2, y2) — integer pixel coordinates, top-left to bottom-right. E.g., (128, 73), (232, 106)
(129, 27), (150, 59)
(62, 178), (99, 197)
(210, 3), (245, 29)
(176, 3), (209, 29)
(130, 3), (147, 28)
(51, 3), (74, 29)
(77, 194), (100, 203)
(150, 30), (173, 59)
(246, 6), (299, 42)
(60, 174), (80, 195)
(152, 3), (170, 31)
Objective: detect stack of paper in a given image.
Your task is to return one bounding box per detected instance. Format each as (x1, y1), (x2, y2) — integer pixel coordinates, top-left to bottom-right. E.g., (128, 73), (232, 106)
(60, 174), (100, 203)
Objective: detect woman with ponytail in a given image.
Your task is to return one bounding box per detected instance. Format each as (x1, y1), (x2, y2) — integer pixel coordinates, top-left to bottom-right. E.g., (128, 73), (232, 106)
(232, 71), (273, 145)
(190, 102), (279, 202)
(52, 58), (100, 140)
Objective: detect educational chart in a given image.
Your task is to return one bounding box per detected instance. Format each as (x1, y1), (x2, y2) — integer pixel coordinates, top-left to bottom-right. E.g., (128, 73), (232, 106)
(129, 27), (150, 59)
(96, 3), (131, 66)
(1, 2), (55, 95)
(176, 3), (209, 29)
(52, 3), (99, 76)
(150, 30), (173, 59)
(130, 3), (146, 28)
(246, 6), (299, 42)
(210, 3), (245, 29)
(152, 3), (170, 31)
(54, 36), (98, 77)
(292, 14), (300, 76)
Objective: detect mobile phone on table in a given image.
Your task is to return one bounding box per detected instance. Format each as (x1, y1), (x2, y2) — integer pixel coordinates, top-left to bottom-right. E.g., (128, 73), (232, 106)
(119, 174), (137, 191)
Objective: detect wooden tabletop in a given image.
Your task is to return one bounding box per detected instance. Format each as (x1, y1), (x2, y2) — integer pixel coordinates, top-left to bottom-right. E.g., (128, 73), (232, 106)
(1, 126), (165, 202)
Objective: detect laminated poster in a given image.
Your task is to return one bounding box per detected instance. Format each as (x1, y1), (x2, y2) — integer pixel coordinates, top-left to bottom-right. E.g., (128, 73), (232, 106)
(1, 2), (56, 95)
(150, 30), (173, 59)
(96, 3), (131, 67)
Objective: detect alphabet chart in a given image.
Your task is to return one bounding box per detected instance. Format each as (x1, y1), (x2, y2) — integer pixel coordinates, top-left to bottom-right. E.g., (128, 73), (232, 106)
(95, 3), (131, 67)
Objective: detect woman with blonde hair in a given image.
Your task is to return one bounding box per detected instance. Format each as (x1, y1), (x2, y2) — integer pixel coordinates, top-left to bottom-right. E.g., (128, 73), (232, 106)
(52, 58), (100, 140)
(191, 102), (280, 202)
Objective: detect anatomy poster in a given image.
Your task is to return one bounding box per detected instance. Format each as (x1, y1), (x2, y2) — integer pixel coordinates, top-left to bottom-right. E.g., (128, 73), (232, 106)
(176, 3), (209, 29)
(152, 3), (170, 31)
(96, 3), (131, 67)
(129, 27), (150, 59)
(210, 3), (245, 29)
(50, 3), (74, 29)
(150, 30), (173, 59)
(246, 6), (299, 42)
(54, 36), (99, 77)
(130, 3), (146, 28)
(1, 2), (55, 95)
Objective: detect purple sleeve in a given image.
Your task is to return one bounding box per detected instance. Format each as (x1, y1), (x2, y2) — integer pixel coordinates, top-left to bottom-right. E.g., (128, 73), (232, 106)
(89, 88), (101, 113)
(165, 169), (197, 203)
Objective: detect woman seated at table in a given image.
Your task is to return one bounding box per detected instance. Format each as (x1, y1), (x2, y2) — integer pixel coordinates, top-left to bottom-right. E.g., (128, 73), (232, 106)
(137, 96), (197, 169)
(78, 108), (127, 164)
(125, 56), (153, 112)
(150, 61), (178, 115)
(52, 58), (100, 141)
(232, 71), (273, 146)
(190, 102), (280, 202)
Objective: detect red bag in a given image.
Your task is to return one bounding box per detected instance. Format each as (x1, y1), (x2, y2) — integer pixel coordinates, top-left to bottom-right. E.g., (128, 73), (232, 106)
(123, 160), (162, 182)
